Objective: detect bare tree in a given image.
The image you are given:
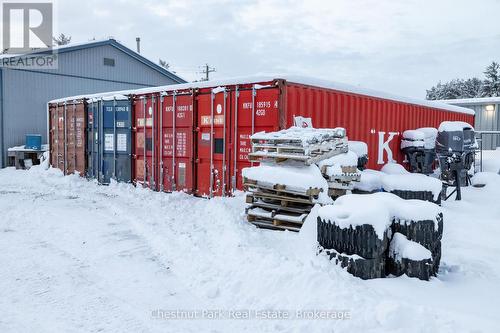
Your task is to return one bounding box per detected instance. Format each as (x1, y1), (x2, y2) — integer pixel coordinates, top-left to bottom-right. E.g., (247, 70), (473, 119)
(53, 34), (72, 46)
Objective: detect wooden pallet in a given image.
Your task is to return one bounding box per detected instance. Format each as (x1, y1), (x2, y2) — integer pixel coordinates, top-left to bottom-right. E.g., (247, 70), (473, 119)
(248, 144), (348, 165)
(243, 178), (322, 198)
(247, 212), (306, 232)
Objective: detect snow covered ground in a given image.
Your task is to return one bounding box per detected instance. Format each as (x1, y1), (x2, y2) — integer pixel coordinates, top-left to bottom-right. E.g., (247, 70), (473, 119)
(1, 161), (500, 332)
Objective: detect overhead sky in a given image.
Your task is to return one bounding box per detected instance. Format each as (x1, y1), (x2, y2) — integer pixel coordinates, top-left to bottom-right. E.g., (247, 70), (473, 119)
(25, 0), (500, 98)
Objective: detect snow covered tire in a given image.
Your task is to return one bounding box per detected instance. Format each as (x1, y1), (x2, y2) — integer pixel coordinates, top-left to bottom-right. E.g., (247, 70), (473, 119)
(317, 217), (390, 259)
(319, 247), (386, 280)
(391, 213), (443, 250)
(389, 189), (441, 205)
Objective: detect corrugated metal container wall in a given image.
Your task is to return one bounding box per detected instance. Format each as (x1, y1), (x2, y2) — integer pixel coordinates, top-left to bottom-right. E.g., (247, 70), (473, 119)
(125, 78), (472, 197)
(132, 89), (197, 192)
(87, 98), (132, 184)
(48, 100), (86, 175)
(283, 82), (473, 169)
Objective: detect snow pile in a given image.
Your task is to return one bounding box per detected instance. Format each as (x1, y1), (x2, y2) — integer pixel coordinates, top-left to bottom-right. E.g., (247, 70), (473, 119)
(381, 174), (442, 200)
(242, 161), (332, 204)
(348, 141), (368, 157)
(317, 151), (358, 177)
(2, 158), (500, 331)
(369, 192), (442, 227)
(438, 121), (474, 132)
(251, 126), (345, 145)
(381, 163), (409, 175)
(318, 195), (392, 239)
(389, 233), (432, 262)
(319, 193), (442, 235)
(354, 169), (384, 192)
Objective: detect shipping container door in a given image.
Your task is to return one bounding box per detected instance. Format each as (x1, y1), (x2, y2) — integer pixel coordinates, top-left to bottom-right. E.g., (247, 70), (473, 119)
(49, 105), (59, 170)
(57, 104), (66, 173)
(63, 102), (86, 175)
(229, 85), (280, 191)
(196, 89), (231, 197)
(86, 101), (97, 178)
(101, 99), (132, 184)
(160, 91), (195, 193)
(133, 95), (158, 188)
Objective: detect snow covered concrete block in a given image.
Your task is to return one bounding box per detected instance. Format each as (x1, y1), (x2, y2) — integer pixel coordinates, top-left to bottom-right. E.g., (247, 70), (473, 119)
(317, 217), (391, 259)
(387, 233), (439, 281)
(319, 247), (386, 280)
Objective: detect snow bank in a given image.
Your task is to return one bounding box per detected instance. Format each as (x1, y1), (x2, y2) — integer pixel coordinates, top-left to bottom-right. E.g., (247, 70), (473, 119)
(348, 141), (368, 157)
(318, 195), (392, 239)
(389, 233), (432, 262)
(251, 126), (345, 145)
(354, 169), (384, 192)
(242, 161), (332, 204)
(438, 121), (474, 132)
(381, 163), (409, 175)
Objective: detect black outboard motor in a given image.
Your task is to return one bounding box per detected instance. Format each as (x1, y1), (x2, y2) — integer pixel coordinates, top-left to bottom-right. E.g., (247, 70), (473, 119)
(349, 141), (368, 171)
(436, 121), (475, 200)
(401, 128), (437, 175)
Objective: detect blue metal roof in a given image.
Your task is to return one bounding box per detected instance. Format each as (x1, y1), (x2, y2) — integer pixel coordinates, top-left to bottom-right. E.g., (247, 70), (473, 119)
(2, 39), (187, 84)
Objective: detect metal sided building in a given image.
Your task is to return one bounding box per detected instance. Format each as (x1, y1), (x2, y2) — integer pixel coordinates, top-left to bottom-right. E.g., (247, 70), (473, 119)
(441, 97), (500, 150)
(0, 38), (186, 167)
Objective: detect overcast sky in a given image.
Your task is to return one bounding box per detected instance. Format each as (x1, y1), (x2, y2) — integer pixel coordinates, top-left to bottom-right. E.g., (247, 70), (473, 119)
(54, 0), (500, 98)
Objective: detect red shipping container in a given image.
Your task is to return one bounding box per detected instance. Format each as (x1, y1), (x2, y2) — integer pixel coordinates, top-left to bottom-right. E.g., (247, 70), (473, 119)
(132, 89), (196, 193)
(48, 99), (87, 175)
(130, 76), (474, 197)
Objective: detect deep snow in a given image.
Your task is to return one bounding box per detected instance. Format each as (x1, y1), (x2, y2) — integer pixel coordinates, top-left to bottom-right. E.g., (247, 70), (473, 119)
(1, 163), (500, 332)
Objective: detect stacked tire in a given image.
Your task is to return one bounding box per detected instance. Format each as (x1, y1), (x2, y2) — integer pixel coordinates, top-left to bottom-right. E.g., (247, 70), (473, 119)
(317, 217), (390, 280)
(389, 189), (441, 205)
(317, 194), (443, 281)
(387, 214), (443, 280)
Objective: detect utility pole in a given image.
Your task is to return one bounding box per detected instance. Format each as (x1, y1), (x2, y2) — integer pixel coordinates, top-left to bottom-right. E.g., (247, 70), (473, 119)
(201, 63), (216, 81)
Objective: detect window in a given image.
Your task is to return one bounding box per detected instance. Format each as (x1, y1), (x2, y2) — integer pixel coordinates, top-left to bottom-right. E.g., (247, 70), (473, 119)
(103, 57), (115, 67)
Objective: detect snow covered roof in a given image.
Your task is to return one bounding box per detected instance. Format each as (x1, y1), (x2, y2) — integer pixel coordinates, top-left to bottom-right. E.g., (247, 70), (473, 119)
(1, 38), (187, 83)
(48, 74), (475, 114)
(439, 97), (500, 105)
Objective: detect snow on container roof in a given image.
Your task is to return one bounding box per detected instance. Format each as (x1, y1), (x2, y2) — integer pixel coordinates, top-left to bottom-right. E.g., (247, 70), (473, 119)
(439, 96), (500, 105)
(48, 74), (475, 115)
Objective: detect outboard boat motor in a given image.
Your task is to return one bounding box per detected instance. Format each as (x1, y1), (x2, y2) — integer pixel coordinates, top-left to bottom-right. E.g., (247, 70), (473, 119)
(348, 141), (369, 171)
(401, 128), (437, 174)
(436, 121), (475, 200)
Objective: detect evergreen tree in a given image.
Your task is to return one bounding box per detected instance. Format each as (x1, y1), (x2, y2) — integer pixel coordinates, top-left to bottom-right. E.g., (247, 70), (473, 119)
(482, 61), (500, 97)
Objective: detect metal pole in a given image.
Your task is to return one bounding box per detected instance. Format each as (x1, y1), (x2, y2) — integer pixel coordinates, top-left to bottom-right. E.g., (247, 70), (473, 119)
(222, 89), (227, 196)
(159, 93), (164, 192)
(91, 101), (94, 178)
(172, 91), (177, 191)
(232, 86), (239, 192)
(209, 92), (214, 198)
